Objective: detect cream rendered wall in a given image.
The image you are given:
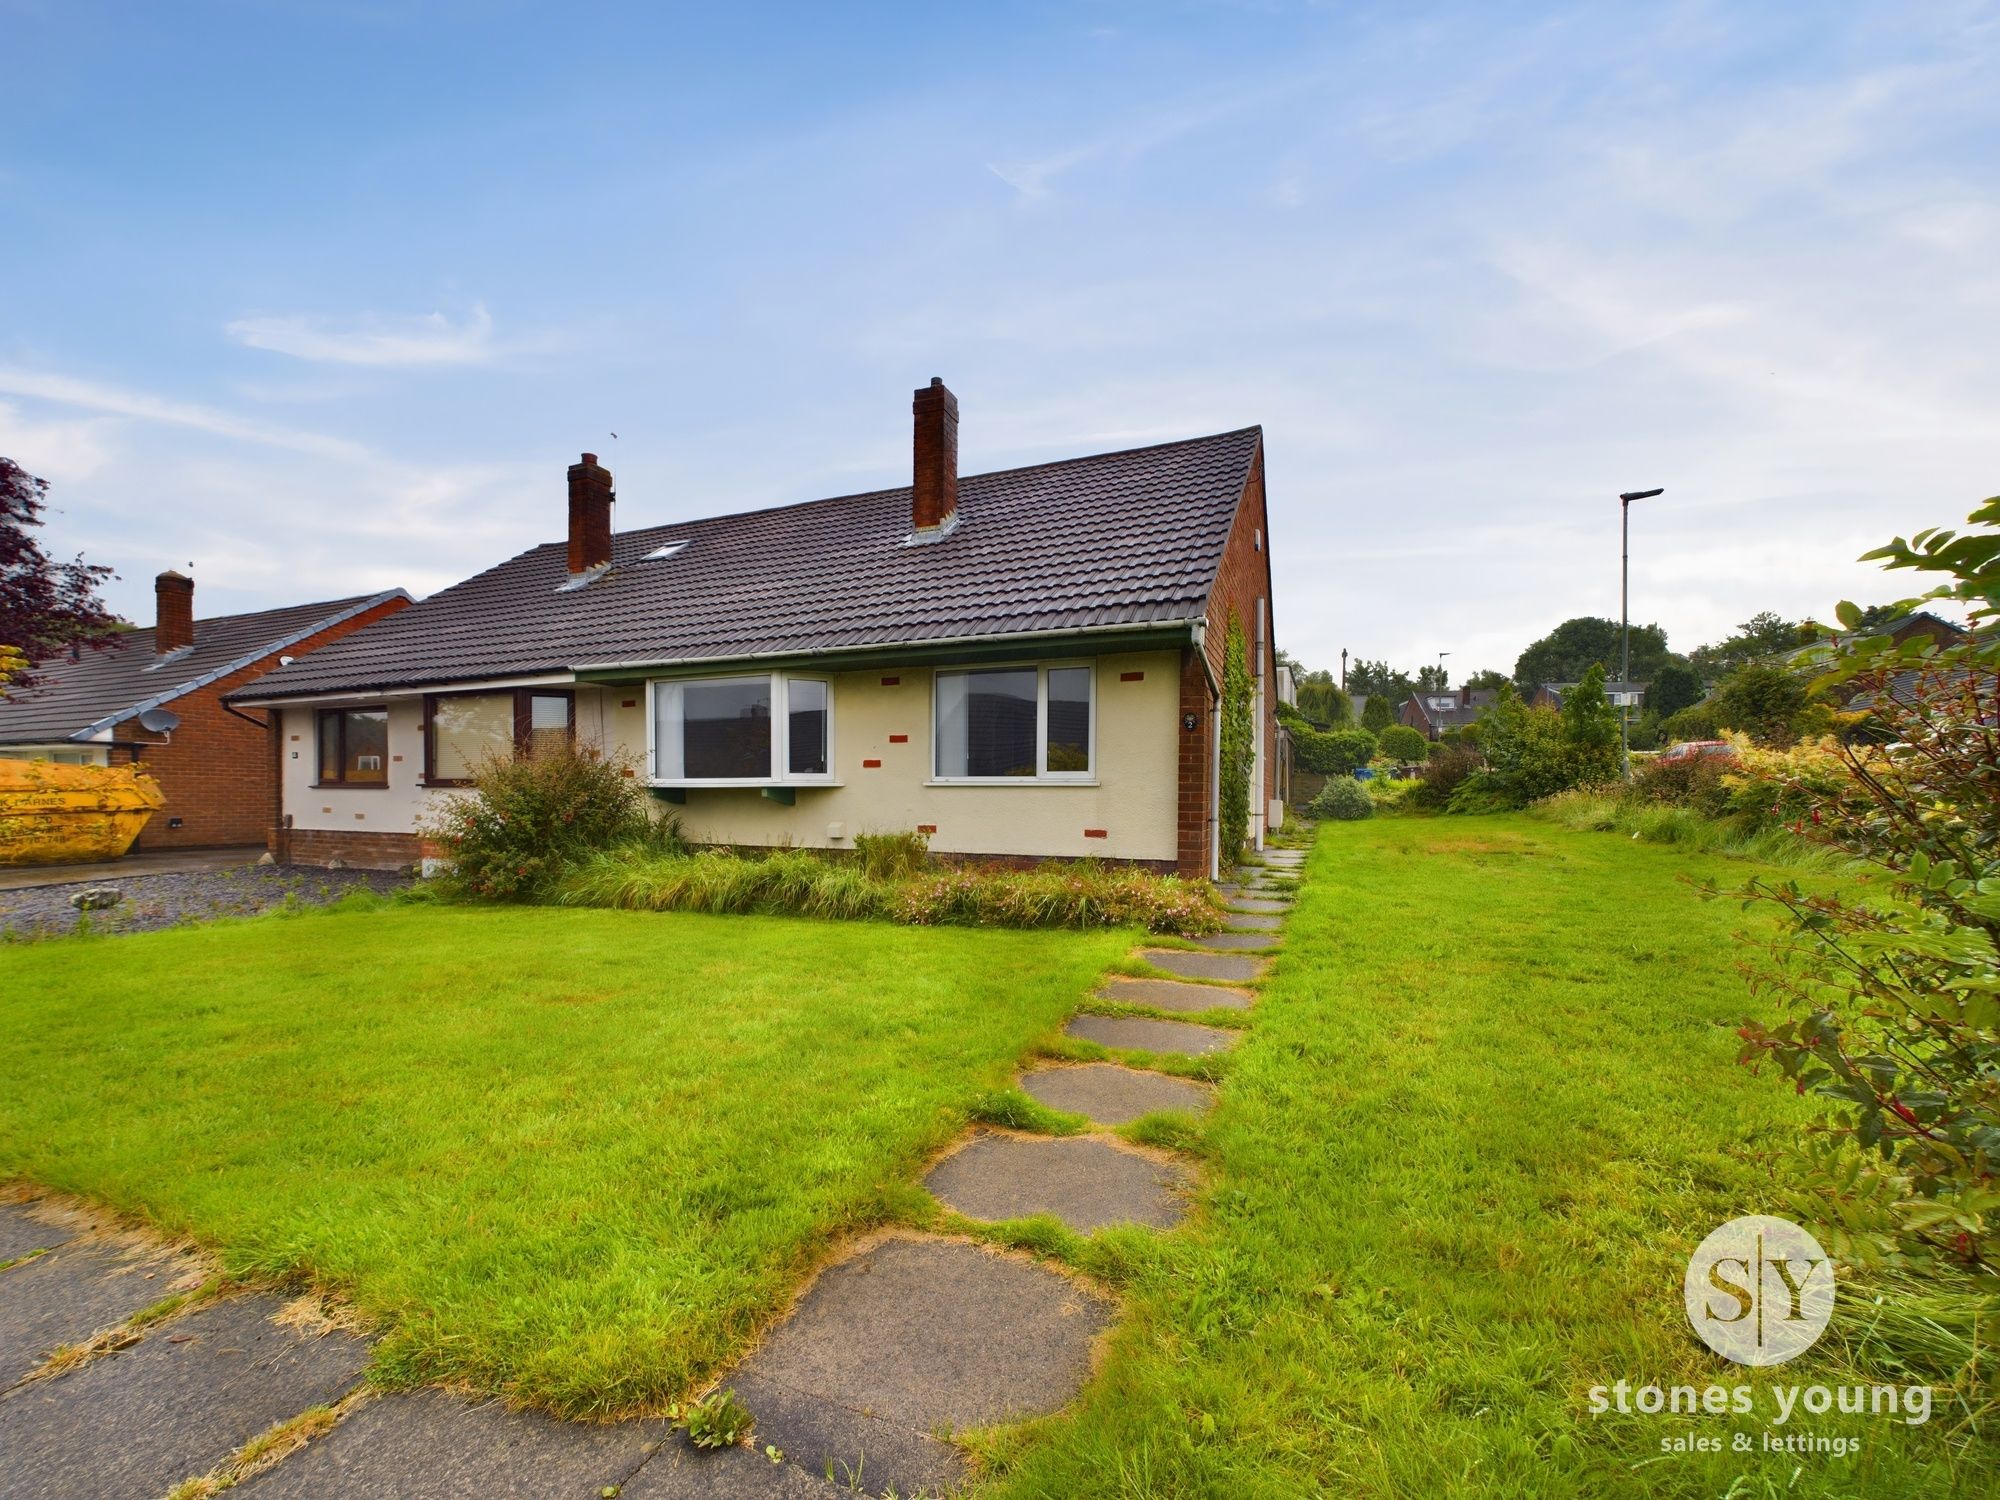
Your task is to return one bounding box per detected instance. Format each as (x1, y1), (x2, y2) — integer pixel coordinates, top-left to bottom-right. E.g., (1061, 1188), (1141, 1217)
(277, 658), (1180, 866)
(647, 650), (1180, 865)
(278, 688), (618, 836)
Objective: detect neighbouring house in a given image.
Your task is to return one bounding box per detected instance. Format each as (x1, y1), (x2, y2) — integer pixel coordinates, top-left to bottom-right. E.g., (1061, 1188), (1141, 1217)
(1400, 685), (1497, 741)
(1530, 680), (1645, 712)
(229, 380), (1282, 878)
(0, 575), (410, 852)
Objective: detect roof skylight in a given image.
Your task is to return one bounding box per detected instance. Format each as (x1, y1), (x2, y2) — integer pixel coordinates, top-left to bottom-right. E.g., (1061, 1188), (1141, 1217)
(645, 541), (688, 561)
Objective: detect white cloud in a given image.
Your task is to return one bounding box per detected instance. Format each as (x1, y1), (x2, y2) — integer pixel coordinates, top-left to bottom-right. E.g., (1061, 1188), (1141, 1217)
(225, 304), (498, 367)
(0, 367), (370, 460)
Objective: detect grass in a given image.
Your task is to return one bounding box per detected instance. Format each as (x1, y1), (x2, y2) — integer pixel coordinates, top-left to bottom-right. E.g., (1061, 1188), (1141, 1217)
(0, 902), (1129, 1417)
(1531, 787), (1852, 870)
(972, 816), (1994, 1498)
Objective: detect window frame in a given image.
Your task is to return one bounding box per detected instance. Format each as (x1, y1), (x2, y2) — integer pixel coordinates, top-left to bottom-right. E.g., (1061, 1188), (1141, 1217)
(314, 705), (392, 788)
(421, 688), (575, 787)
(644, 672), (837, 787)
(930, 660), (1098, 786)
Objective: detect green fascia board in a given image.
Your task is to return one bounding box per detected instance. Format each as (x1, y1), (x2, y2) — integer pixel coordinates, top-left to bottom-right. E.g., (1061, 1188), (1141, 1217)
(572, 626), (1194, 687)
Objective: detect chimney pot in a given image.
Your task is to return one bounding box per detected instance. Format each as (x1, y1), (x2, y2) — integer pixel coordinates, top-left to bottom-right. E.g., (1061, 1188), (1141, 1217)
(911, 378), (959, 533)
(154, 569), (195, 654)
(566, 454), (615, 574)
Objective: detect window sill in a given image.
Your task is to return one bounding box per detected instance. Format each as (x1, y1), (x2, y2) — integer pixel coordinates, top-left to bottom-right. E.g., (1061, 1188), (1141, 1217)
(926, 777), (1100, 788)
(645, 779), (844, 790)
(311, 782), (391, 790)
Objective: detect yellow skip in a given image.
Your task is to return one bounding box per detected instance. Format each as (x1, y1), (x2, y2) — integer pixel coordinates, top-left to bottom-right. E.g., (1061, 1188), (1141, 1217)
(0, 760), (166, 867)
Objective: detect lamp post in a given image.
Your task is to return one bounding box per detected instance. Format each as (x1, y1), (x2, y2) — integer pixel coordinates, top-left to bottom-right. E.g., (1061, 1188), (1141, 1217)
(1618, 488), (1663, 779)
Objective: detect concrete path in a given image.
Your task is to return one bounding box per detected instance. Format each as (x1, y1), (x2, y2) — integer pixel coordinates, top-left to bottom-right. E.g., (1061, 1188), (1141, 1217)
(1095, 975), (1252, 1013)
(924, 1132), (1194, 1231)
(1021, 1063), (1212, 1124)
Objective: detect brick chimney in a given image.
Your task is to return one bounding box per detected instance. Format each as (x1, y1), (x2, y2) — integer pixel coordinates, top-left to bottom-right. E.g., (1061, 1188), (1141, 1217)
(155, 570), (194, 654)
(911, 377), (958, 534)
(567, 453), (615, 575)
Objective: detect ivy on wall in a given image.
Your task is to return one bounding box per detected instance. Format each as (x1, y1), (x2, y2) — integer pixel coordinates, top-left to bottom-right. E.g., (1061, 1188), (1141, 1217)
(1220, 619), (1256, 869)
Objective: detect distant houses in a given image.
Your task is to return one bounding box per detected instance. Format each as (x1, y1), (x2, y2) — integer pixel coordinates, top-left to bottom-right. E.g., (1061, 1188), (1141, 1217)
(1400, 686), (1498, 741)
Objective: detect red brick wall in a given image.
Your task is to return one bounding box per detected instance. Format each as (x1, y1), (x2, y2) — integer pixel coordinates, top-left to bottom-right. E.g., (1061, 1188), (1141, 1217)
(1175, 440), (1279, 875)
(112, 595), (410, 851)
(275, 827), (421, 871)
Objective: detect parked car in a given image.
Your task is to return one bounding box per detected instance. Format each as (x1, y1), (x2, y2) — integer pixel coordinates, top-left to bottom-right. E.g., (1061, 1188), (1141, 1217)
(1656, 739), (1736, 765)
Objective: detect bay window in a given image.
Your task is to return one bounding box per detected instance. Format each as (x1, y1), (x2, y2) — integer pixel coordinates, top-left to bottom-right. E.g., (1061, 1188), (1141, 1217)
(650, 674), (832, 783)
(424, 689), (574, 785)
(316, 706), (388, 786)
(934, 663), (1094, 782)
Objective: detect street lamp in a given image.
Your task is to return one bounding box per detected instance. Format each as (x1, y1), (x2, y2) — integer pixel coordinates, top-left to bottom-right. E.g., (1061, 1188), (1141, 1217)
(1618, 488), (1663, 779)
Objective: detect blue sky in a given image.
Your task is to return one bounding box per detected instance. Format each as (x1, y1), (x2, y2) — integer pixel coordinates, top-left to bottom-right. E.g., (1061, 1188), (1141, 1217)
(3, 1), (1996, 680)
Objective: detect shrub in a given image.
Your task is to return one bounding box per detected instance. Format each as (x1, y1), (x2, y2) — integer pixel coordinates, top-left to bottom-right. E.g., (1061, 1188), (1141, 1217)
(852, 829), (931, 880)
(1629, 749), (1733, 818)
(1726, 498), (2000, 1275)
(1294, 726), (1376, 775)
(1660, 701), (1722, 742)
(556, 848), (1222, 935)
(1377, 725), (1427, 762)
(894, 862), (1222, 935)
(1407, 744), (1482, 809)
(419, 746), (669, 900)
(1305, 777), (1373, 821)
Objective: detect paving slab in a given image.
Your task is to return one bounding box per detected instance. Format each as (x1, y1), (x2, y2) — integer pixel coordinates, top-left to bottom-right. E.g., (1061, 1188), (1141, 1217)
(0, 1203), (74, 1266)
(1225, 897), (1291, 914)
(1138, 947), (1269, 983)
(1066, 1014), (1237, 1057)
(1195, 931), (1280, 952)
(1095, 976), (1252, 1013)
(1224, 913), (1283, 931)
(925, 1132), (1193, 1232)
(236, 1388), (698, 1500)
(0, 1237), (205, 1390)
(1021, 1064), (1212, 1125)
(0, 1293), (369, 1499)
(728, 1236), (1110, 1495)
(717, 1373), (963, 1497)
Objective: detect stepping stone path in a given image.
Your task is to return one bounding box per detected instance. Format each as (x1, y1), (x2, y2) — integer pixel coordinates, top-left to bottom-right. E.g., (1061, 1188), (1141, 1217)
(1022, 1063), (1212, 1124)
(1138, 946), (1268, 983)
(1066, 1013), (1237, 1056)
(925, 1132), (1194, 1231)
(1195, 931), (1280, 951)
(0, 851), (1306, 1498)
(1095, 975), (1253, 1013)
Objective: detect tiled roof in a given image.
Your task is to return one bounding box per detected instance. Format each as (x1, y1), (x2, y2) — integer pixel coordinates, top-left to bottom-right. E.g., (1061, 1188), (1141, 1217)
(0, 593), (406, 743)
(235, 427), (1264, 701)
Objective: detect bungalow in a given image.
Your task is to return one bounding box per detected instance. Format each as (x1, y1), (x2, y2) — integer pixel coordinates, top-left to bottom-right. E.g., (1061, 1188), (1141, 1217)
(1400, 686), (1497, 740)
(1530, 680), (1645, 712)
(229, 381), (1281, 878)
(0, 575), (409, 851)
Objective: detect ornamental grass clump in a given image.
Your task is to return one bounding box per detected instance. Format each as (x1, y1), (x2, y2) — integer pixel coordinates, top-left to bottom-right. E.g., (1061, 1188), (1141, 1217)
(892, 862), (1223, 934)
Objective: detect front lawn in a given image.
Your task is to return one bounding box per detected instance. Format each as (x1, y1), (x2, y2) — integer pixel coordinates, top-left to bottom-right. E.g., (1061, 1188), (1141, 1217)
(0, 903), (1128, 1416)
(984, 817), (1991, 1498)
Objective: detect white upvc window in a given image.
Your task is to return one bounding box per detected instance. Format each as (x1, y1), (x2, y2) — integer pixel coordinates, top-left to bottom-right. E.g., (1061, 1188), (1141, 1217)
(931, 662), (1096, 783)
(647, 673), (834, 785)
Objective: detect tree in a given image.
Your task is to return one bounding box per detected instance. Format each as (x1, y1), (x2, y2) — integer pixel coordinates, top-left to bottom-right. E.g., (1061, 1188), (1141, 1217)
(1378, 724), (1427, 762)
(1689, 611), (1804, 679)
(1415, 664), (1450, 691)
(1361, 693), (1394, 732)
(1294, 669), (1349, 727)
(1, 458), (119, 689)
(1464, 668), (1509, 692)
(1710, 663), (1809, 745)
(1647, 658), (1704, 720)
(1348, 659), (1414, 704)
(1560, 664), (1620, 782)
(1513, 617), (1670, 693)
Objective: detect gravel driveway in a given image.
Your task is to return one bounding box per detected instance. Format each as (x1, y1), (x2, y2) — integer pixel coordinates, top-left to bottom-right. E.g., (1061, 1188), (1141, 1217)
(0, 864), (410, 940)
